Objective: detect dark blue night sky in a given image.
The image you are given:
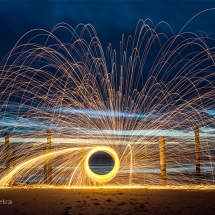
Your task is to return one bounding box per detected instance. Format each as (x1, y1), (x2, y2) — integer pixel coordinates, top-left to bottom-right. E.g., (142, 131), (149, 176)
(1, 1), (215, 135)
(1, 1), (215, 61)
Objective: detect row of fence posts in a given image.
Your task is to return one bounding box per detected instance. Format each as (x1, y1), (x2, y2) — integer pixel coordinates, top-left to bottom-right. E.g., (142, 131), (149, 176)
(4, 126), (201, 186)
(4, 130), (52, 185)
(159, 125), (201, 185)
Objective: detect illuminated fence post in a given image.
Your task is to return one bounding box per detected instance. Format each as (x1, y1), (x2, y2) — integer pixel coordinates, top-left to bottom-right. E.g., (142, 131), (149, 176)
(194, 125), (201, 185)
(43, 145), (47, 184)
(12, 146), (16, 185)
(81, 147), (85, 186)
(4, 133), (10, 177)
(159, 136), (166, 186)
(46, 130), (52, 184)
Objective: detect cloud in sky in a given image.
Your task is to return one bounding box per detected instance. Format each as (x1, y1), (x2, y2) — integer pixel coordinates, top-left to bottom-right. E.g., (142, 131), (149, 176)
(0, 105), (157, 134)
(1, 105), (215, 139)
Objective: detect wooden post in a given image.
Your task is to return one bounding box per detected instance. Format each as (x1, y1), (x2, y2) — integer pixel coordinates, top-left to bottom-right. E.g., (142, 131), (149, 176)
(4, 133), (10, 176)
(81, 147), (85, 186)
(159, 136), (166, 186)
(12, 146), (16, 185)
(194, 125), (201, 185)
(46, 130), (52, 184)
(129, 145), (133, 186)
(43, 145), (47, 184)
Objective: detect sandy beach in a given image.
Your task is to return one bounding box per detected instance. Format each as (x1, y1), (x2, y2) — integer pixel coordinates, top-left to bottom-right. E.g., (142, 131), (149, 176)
(0, 188), (215, 215)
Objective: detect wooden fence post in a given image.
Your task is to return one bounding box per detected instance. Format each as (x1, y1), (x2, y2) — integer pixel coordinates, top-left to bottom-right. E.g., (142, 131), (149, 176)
(46, 130), (52, 184)
(194, 125), (201, 185)
(159, 136), (166, 186)
(4, 133), (10, 177)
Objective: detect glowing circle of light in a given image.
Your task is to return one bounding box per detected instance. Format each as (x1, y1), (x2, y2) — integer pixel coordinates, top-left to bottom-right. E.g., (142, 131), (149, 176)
(85, 146), (120, 183)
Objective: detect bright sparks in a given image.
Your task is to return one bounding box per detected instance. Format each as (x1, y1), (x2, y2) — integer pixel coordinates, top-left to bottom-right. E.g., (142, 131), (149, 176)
(1, 17), (215, 188)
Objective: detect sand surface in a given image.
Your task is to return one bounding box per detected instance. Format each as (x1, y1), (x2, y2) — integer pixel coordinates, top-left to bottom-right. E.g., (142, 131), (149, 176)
(0, 188), (215, 215)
